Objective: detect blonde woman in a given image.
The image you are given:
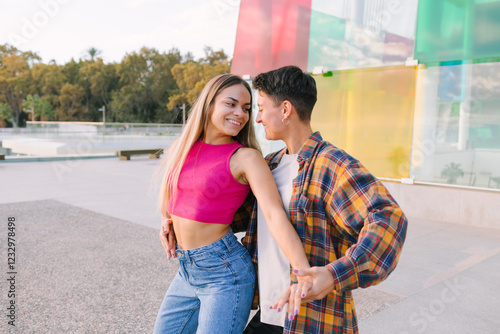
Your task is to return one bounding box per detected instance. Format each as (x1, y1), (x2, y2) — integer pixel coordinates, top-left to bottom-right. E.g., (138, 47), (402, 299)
(153, 74), (310, 334)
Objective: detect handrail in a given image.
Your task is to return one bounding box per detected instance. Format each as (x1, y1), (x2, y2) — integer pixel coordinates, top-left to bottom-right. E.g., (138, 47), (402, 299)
(26, 121), (183, 126)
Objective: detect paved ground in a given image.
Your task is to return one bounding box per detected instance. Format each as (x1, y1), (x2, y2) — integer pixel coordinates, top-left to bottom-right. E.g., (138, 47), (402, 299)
(0, 200), (177, 334)
(1, 157), (500, 333)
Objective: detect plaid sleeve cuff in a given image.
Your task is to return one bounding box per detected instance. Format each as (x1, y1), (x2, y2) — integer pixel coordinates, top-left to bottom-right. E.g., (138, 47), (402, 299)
(326, 256), (359, 293)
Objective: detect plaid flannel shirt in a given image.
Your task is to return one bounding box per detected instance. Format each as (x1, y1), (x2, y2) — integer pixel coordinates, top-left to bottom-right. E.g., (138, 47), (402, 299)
(232, 132), (407, 334)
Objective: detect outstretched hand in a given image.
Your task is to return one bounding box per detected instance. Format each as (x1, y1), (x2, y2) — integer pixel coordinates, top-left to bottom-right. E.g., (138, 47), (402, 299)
(272, 266), (336, 317)
(269, 276), (312, 322)
(159, 216), (177, 259)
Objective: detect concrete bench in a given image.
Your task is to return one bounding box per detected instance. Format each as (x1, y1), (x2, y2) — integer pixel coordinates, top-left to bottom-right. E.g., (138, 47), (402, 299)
(116, 149), (163, 160)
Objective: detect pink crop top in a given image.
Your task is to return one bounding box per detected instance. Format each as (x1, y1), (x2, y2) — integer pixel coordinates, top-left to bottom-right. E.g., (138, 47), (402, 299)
(167, 139), (251, 224)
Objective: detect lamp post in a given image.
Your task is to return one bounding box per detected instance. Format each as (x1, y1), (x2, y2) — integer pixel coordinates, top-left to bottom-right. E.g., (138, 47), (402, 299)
(98, 105), (106, 135)
(26, 108), (35, 122)
(182, 103), (186, 127)
(178, 104), (186, 127)
(98, 105), (106, 124)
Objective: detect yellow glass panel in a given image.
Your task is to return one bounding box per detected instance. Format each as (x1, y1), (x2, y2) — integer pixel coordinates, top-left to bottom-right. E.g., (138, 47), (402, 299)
(311, 66), (417, 178)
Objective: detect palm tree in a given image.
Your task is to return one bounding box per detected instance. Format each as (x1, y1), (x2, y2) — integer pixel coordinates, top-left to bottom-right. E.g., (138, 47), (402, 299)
(441, 162), (464, 184)
(84, 47), (102, 62)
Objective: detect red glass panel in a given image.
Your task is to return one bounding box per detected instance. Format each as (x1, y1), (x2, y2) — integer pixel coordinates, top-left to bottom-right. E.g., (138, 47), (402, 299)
(231, 0), (312, 77)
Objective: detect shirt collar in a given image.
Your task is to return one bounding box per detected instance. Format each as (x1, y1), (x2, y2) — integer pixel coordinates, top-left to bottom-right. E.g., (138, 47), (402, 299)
(297, 131), (323, 162)
(268, 131), (323, 167)
(267, 147), (287, 169)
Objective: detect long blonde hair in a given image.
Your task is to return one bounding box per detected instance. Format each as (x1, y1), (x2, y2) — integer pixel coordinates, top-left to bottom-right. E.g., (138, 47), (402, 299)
(158, 73), (261, 216)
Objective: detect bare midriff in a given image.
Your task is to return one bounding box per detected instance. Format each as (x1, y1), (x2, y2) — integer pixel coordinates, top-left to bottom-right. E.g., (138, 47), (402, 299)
(171, 214), (231, 250)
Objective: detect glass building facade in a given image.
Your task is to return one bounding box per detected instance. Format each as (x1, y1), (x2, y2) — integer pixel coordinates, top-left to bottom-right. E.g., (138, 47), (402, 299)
(231, 0), (500, 190)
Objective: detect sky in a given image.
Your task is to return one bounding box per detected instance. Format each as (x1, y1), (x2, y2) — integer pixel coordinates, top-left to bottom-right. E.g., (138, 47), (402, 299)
(0, 0), (241, 64)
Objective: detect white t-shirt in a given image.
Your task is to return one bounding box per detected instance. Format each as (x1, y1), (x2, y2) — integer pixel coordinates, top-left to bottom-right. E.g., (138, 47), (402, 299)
(257, 152), (299, 327)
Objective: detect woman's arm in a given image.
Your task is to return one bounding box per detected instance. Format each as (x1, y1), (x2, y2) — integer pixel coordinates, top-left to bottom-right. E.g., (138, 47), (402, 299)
(233, 148), (310, 271)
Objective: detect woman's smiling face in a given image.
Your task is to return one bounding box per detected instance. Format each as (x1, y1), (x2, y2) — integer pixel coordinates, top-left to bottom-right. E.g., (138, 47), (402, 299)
(206, 84), (251, 142)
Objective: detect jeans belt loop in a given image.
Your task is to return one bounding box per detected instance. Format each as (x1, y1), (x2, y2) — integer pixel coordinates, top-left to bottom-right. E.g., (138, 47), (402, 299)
(222, 232), (233, 253)
(177, 250), (190, 262)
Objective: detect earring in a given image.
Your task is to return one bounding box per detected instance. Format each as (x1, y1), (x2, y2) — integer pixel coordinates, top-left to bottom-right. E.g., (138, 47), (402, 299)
(282, 117), (289, 126)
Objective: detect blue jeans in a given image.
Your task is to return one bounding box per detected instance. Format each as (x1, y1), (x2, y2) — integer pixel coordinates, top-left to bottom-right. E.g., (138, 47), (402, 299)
(153, 230), (255, 334)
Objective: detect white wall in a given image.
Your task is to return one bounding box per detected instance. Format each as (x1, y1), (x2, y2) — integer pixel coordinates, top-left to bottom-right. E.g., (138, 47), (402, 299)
(383, 181), (500, 229)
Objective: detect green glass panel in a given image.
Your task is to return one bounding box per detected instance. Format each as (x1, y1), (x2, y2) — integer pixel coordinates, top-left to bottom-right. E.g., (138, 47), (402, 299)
(307, 10), (346, 71)
(415, 0), (500, 63)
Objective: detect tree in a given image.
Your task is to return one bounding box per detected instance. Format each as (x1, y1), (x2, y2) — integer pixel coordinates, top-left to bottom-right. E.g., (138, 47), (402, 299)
(0, 44), (18, 65)
(31, 63), (65, 108)
(167, 48), (231, 120)
(79, 59), (119, 121)
(61, 58), (83, 85)
(201, 46), (229, 65)
(0, 102), (13, 127)
(441, 162), (464, 184)
(110, 47), (181, 123)
(56, 83), (87, 121)
(84, 47), (102, 62)
(0, 43), (232, 125)
(0, 53), (32, 127)
(24, 94), (54, 121)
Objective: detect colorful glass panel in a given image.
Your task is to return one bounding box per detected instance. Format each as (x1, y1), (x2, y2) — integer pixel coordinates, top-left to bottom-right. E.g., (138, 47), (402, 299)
(231, 0), (312, 76)
(414, 0), (500, 63)
(311, 66), (417, 178)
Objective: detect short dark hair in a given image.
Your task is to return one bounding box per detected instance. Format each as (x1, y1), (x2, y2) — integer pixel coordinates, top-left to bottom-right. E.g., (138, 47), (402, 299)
(252, 65), (317, 122)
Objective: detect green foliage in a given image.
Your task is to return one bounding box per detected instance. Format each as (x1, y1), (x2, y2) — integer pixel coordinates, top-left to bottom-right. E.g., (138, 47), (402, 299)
(85, 47), (103, 62)
(0, 48), (34, 127)
(167, 47), (231, 120)
(56, 83), (88, 121)
(79, 58), (119, 121)
(0, 43), (231, 127)
(31, 63), (65, 107)
(0, 102), (13, 122)
(24, 94), (54, 120)
(110, 47), (182, 123)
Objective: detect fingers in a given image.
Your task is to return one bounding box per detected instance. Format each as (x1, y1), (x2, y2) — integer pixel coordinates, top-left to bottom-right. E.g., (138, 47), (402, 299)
(159, 231), (171, 259)
(292, 284), (306, 319)
(159, 216), (174, 259)
(272, 287), (291, 313)
(293, 267), (313, 277)
(167, 228), (177, 258)
(161, 216), (172, 233)
(296, 266), (336, 303)
(288, 283), (307, 321)
(271, 284), (305, 322)
(288, 287), (297, 321)
(270, 267), (335, 322)
(296, 281), (311, 302)
(296, 282), (315, 304)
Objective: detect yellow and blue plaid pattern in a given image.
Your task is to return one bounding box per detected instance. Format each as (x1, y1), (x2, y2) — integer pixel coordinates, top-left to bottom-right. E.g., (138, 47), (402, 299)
(233, 132), (407, 334)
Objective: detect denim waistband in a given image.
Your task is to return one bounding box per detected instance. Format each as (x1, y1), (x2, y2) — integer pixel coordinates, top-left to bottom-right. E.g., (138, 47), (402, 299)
(176, 229), (239, 262)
